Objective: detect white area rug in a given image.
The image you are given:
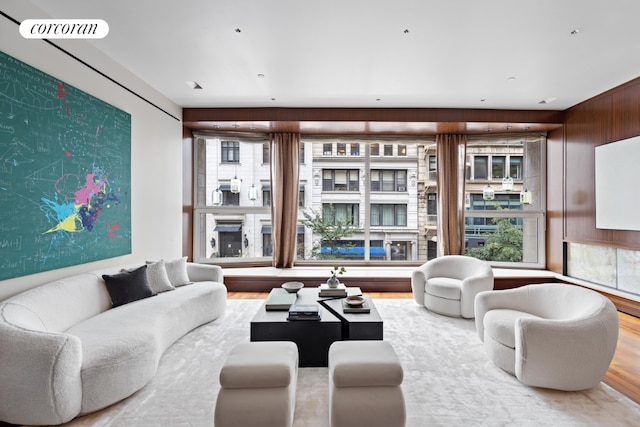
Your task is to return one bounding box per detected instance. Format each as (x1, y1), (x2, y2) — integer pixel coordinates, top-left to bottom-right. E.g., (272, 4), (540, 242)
(35, 299), (640, 427)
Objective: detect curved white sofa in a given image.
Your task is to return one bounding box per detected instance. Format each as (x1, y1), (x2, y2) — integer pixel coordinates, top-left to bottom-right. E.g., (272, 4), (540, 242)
(0, 261), (226, 425)
(475, 283), (619, 391)
(411, 255), (494, 318)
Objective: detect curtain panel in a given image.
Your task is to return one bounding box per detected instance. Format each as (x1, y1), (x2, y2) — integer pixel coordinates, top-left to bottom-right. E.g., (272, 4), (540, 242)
(436, 134), (467, 256)
(269, 132), (301, 268)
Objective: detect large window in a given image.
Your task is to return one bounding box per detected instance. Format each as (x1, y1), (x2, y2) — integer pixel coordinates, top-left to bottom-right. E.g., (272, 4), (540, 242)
(463, 135), (545, 267)
(370, 204), (407, 226)
(221, 141), (239, 163)
(323, 170), (359, 191)
(193, 134), (545, 268)
(370, 170), (407, 192)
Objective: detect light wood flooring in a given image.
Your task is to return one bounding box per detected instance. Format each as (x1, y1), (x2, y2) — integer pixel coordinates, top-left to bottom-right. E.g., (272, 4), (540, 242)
(229, 291), (640, 406)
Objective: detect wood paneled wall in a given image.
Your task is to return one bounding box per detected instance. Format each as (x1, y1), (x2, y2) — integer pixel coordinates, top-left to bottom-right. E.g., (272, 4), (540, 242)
(548, 76), (640, 268)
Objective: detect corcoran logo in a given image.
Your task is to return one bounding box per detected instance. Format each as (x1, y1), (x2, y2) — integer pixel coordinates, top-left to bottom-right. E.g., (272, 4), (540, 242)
(19, 19), (109, 39)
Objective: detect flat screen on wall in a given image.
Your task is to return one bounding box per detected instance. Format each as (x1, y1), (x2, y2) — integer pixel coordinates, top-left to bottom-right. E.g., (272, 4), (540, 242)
(595, 135), (640, 231)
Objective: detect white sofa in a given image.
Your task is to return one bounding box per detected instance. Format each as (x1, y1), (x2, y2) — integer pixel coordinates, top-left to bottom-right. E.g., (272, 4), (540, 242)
(475, 283), (619, 391)
(0, 260), (226, 426)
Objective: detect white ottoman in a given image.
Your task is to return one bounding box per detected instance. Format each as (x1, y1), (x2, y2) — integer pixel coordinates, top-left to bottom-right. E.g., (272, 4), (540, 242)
(328, 341), (406, 427)
(215, 341), (298, 427)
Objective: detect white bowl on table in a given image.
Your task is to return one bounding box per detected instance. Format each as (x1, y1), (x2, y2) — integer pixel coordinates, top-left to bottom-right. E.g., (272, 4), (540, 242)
(281, 281), (304, 293)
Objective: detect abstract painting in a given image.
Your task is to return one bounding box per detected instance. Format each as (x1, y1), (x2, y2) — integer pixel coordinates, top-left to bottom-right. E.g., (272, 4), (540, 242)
(0, 50), (131, 281)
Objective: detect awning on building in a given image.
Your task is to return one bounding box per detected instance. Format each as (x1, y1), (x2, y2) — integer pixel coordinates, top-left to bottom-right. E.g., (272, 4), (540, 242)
(218, 184), (231, 191)
(261, 225), (304, 234)
(214, 224), (241, 232)
(261, 184), (305, 191)
(320, 247), (386, 257)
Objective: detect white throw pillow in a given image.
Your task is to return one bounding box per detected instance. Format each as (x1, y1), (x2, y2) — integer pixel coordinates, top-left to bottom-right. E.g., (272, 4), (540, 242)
(164, 257), (192, 287)
(145, 260), (175, 293)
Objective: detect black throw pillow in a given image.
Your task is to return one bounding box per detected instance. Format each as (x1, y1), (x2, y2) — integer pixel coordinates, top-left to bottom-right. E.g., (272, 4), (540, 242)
(102, 265), (156, 307)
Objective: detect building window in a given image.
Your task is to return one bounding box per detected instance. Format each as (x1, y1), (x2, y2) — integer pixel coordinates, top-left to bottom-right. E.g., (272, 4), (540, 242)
(351, 143), (360, 156)
(299, 143), (305, 164)
(323, 203), (359, 226)
(370, 170), (407, 192)
(371, 143), (379, 156)
(323, 169), (359, 191)
(473, 156), (488, 180)
(370, 204), (407, 226)
(510, 156), (522, 179)
(337, 143), (347, 156)
(492, 156), (506, 179)
(428, 155), (437, 181)
(222, 189), (240, 206)
(262, 142), (270, 163)
(383, 144), (393, 156)
(398, 145), (407, 156)
(262, 188), (270, 207)
(299, 186), (305, 207)
(221, 141), (240, 163)
(323, 143), (332, 156)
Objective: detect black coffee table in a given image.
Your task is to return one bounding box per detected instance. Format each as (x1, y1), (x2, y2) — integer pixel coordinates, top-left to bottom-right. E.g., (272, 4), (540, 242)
(250, 288), (383, 367)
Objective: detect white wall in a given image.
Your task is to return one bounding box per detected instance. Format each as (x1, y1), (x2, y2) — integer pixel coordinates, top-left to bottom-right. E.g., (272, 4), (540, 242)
(0, 2), (183, 300)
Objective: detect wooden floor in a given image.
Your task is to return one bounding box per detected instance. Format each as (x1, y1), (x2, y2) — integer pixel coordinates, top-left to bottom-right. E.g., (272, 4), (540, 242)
(230, 291), (640, 406)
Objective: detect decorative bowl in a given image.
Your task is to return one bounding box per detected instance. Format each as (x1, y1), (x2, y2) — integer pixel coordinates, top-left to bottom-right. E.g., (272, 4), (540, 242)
(345, 295), (365, 306)
(282, 281), (304, 293)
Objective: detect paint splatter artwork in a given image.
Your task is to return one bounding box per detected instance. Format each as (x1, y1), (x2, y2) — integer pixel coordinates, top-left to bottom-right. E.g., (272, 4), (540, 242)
(0, 50), (131, 281)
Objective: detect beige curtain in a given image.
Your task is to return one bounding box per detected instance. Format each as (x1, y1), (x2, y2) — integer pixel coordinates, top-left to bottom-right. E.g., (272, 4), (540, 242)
(436, 134), (467, 256)
(269, 132), (300, 268)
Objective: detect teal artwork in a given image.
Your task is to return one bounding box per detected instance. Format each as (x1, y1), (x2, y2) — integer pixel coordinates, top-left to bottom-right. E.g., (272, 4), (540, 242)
(0, 50), (131, 281)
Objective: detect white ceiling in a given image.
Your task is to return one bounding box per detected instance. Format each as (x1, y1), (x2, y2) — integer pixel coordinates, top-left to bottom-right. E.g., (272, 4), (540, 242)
(27, 0), (640, 111)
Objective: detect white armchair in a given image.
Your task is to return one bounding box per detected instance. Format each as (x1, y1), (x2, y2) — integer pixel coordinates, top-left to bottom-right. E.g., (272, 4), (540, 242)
(411, 255), (493, 318)
(475, 283), (619, 391)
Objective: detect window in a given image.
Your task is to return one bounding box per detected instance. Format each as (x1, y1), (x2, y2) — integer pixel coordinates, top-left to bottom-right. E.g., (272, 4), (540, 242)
(510, 156), (522, 179)
(221, 141), (239, 163)
(370, 170), (407, 192)
(370, 204), (407, 226)
(323, 169), (359, 191)
(428, 155), (436, 181)
(383, 144), (393, 156)
(222, 189), (240, 206)
(262, 143), (269, 163)
(492, 156), (505, 179)
(323, 203), (359, 226)
(473, 156), (488, 179)
(193, 134), (544, 268)
(337, 143), (347, 156)
(262, 188), (270, 207)
(464, 135), (545, 267)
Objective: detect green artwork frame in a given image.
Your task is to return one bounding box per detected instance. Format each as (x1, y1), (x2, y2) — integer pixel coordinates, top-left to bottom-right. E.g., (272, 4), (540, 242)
(0, 50), (131, 280)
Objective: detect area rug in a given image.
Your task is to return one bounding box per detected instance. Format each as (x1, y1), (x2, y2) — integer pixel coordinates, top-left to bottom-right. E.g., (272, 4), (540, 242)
(31, 299), (640, 427)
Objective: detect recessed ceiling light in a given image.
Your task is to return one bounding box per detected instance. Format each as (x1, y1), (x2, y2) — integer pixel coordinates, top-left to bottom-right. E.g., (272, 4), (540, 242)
(538, 97), (557, 104)
(186, 81), (202, 89)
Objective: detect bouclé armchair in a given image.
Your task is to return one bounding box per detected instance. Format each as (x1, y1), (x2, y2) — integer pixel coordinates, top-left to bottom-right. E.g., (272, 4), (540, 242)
(411, 255), (493, 318)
